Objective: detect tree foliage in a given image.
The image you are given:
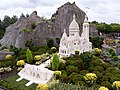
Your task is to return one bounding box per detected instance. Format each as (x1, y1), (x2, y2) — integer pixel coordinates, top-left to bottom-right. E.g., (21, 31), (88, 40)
(52, 53), (59, 70)
(46, 38), (54, 48)
(25, 39), (34, 49)
(0, 15), (18, 39)
(90, 36), (104, 48)
(91, 21), (120, 34)
(26, 48), (33, 64)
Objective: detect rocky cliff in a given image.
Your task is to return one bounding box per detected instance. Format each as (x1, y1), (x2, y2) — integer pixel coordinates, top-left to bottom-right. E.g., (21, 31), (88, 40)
(0, 2), (98, 48)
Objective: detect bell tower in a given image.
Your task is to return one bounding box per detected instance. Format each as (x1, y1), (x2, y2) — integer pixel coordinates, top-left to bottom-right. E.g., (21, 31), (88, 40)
(82, 14), (89, 41)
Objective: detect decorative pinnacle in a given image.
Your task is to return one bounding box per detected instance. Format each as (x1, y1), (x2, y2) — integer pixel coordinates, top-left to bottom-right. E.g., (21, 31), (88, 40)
(73, 14), (75, 19)
(64, 29), (66, 33)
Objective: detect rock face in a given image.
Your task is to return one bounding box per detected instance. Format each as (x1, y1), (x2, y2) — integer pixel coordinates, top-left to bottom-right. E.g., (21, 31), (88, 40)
(0, 11), (42, 48)
(0, 2), (98, 48)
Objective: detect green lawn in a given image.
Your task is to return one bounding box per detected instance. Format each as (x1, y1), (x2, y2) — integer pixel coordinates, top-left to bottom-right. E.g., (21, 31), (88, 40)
(1, 75), (37, 90)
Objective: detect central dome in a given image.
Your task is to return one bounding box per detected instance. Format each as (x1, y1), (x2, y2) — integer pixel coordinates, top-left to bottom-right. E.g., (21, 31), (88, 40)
(69, 14), (79, 31)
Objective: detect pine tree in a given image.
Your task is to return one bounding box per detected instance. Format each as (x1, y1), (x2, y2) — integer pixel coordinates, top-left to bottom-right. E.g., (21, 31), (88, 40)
(52, 53), (59, 70)
(26, 48), (33, 64)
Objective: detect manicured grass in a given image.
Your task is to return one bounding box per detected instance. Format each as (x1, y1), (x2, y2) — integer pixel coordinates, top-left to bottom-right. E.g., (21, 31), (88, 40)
(3, 75), (37, 90)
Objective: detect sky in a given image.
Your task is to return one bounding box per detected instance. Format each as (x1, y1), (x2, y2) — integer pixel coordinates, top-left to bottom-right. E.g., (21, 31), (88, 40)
(0, 0), (120, 24)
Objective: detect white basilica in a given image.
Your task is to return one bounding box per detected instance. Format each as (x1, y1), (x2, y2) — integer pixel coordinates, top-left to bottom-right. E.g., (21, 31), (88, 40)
(59, 14), (92, 57)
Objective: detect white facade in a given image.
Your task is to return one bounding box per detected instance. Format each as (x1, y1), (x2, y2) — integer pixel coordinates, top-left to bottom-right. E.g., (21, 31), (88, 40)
(59, 14), (92, 57)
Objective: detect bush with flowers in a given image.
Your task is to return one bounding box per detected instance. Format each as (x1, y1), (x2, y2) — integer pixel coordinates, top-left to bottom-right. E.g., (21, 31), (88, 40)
(84, 73), (97, 85)
(16, 60), (25, 66)
(5, 54), (12, 60)
(112, 81), (120, 90)
(36, 83), (48, 90)
(34, 55), (41, 61)
(98, 86), (109, 90)
(51, 47), (57, 53)
(94, 48), (102, 56)
(54, 71), (61, 79)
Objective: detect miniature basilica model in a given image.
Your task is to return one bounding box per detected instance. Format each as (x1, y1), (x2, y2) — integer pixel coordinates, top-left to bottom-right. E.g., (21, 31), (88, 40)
(59, 14), (92, 57)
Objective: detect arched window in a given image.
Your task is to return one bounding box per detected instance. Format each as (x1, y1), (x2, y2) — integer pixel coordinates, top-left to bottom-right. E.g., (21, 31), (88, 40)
(65, 50), (66, 54)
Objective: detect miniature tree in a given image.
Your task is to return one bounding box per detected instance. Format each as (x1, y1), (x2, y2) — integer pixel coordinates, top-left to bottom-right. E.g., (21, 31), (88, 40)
(5, 54), (12, 60)
(113, 56), (119, 61)
(26, 48), (33, 64)
(52, 53), (59, 70)
(25, 39), (34, 49)
(51, 47), (57, 53)
(109, 48), (114, 54)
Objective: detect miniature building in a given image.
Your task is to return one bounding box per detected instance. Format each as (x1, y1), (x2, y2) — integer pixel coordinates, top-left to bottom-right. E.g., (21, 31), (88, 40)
(59, 14), (92, 57)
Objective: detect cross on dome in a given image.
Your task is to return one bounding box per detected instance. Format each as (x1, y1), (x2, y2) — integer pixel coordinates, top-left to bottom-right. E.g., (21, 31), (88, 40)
(69, 14), (79, 31)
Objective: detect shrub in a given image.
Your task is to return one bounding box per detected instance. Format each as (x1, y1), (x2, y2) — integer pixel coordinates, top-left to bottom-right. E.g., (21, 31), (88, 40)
(56, 38), (60, 46)
(48, 79), (59, 89)
(111, 51), (116, 57)
(5, 54), (12, 60)
(69, 73), (85, 85)
(94, 48), (102, 56)
(17, 67), (23, 71)
(93, 66), (104, 72)
(117, 63), (120, 69)
(26, 48), (33, 64)
(80, 52), (93, 69)
(90, 36), (104, 48)
(48, 83), (96, 90)
(36, 83), (48, 90)
(54, 71), (61, 79)
(0, 67), (4, 73)
(58, 61), (66, 70)
(0, 67), (12, 73)
(80, 70), (89, 76)
(46, 38), (54, 48)
(16, 60), (25, 66)
(20, 28), (33, 33)
(4, 67), (12, 72)
(52, 53), (59, 70)
(34, 55), (41, 61)
(60, 70), (69, 83)
(98, 86), (109, 90)
(54, 71), (61, 76)
(66, 65), (79, 75)
(25, 39), (34, 49)
(113, 56), (119, 61)
(51, 47), (57, 53)
(109, 48), (114, 54)
(101, 81), (112, 90)
(84, 73), (97, 85)
(112, 81), (120, 90)
(18, 55), (26, 60)
(31, 22), (36, 29)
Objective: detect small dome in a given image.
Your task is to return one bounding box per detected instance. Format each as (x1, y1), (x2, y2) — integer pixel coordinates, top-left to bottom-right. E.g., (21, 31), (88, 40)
(69, 14), (79, 31)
